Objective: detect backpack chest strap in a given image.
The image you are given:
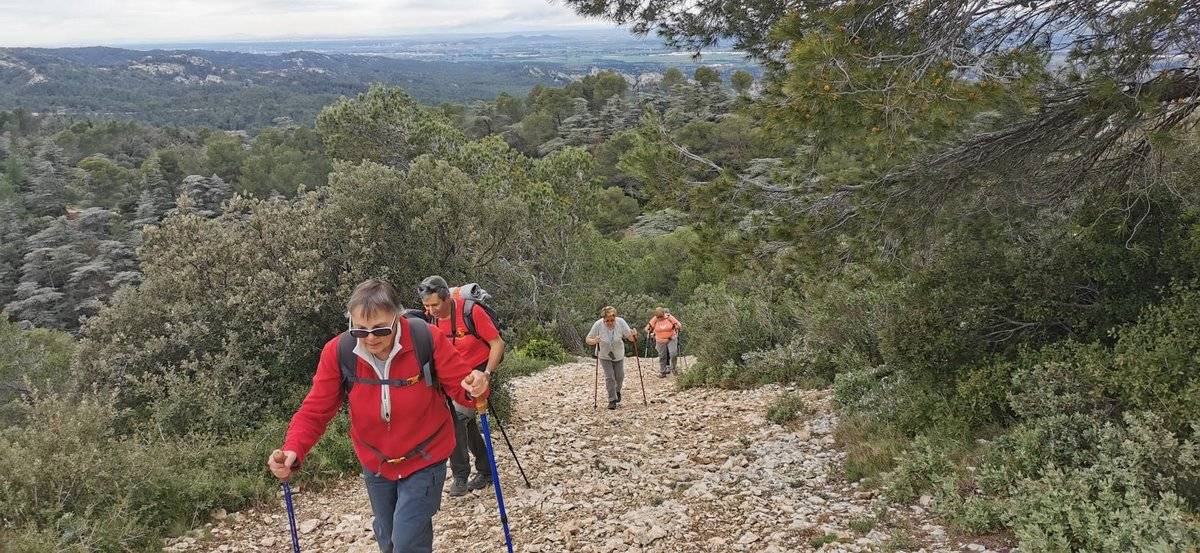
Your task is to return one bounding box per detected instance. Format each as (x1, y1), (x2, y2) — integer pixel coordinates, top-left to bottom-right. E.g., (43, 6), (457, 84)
(344, 373), (423, 388)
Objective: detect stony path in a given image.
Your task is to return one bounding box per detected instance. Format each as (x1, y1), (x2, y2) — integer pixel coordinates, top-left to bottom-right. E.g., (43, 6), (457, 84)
(167, 357), (1011, 553)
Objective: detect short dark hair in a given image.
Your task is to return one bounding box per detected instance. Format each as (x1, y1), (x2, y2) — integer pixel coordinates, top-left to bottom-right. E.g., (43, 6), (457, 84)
(417, 275), (450, 301)
(347, 278), (401, 318)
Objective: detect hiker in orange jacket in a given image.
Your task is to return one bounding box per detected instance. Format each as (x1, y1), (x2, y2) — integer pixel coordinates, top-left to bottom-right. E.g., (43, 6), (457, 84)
(645, 306), (682, 377)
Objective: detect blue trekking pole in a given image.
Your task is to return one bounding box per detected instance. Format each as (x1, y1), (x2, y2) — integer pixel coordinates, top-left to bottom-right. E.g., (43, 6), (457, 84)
(477, 399), (514, 553)
(281, 481), (301, 553)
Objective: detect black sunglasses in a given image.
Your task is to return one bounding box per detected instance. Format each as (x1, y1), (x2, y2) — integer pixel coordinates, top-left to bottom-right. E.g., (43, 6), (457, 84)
(417, 283), (447, 297)
(349, 318), (396, 339)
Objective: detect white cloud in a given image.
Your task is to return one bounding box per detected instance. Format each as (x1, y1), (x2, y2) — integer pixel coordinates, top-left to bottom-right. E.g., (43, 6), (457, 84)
(0, 0), (608, 47)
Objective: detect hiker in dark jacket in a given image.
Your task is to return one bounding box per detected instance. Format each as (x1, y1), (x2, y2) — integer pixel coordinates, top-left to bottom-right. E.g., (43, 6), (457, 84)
(268, 278), (490, 553)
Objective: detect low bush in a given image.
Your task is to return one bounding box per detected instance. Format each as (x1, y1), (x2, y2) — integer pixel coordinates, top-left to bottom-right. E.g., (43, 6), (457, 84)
(766, 392), (812, 424)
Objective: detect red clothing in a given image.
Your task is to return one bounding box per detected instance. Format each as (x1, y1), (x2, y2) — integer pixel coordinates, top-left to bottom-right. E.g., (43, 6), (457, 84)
(283, 317), (487, 479)
(435, 301), (500, 368)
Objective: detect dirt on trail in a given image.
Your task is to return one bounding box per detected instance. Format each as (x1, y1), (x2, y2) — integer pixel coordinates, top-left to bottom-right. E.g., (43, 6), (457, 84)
(165, 357), (1011, 553)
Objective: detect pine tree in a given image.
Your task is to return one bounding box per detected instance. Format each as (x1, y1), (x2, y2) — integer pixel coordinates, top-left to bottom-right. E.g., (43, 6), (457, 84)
(5, 217), (81, 327)
(598, 95), (635, 138)
(661, 67), (686, 90)
(3, 207), (137, 329)
(558, 98), (600, 147)
(731, 70), (754, 95)
(664, 83), (709, 126)
(0, 200), (27, 308)
(173, 174), (232, 218)
(134, 157), (175, 227)
(24, 140), (74, 217)
(700, 83), (732, 119)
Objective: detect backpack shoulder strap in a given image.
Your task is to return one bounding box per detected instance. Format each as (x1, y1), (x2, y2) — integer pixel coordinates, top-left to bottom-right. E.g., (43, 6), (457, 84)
(404, 314), (436, 387)
(462, 298), (478, 338)
(336, 331), (358, 395)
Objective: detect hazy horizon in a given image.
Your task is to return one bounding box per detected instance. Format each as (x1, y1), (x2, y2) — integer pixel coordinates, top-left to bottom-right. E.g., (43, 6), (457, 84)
(0, 0), (613, 48)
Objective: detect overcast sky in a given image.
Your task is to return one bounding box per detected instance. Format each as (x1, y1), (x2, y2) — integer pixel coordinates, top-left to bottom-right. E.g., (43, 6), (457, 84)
(0, 0), (611, 47)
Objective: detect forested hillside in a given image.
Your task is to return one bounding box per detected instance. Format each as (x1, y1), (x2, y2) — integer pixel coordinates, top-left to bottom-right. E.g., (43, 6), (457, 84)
(2, 1), (1199, 551)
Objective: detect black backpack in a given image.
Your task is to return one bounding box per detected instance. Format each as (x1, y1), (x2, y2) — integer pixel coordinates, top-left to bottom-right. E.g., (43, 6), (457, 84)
(337, 310), (437, 393)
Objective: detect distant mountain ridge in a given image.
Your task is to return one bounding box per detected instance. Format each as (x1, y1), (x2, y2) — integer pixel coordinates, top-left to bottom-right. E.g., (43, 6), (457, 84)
(0, 43), (754, 130)
(0, 46), (573, 128)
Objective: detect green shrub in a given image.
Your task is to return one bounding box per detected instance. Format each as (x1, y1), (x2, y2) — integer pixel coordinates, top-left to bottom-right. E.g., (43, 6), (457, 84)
(808, 533), (839, 548)
(883, 435), (959, 503)
(510, 323), (554, 351)
(935, 488), (1008, 535)
(678, 339), (833, 390)
(832, 364), (890, 414)
(0, 319), (76, 422)
(975, 412), (1200, 551)
(848, 515), (876, 534)
(681, 280), (799, 370)
(501, 353), (555, 379)
(952, 356), (1017, 430)
(742, 337), (833, 387)
(766, 392), (812, 424)
(834, 364), (973, 439)
(0, 525), (68, 553)
(1007, 347), (1109, 421)
(515, 338), (568, 363)
(1107, 284), (1200, 428)
(835, 414), (908, 485)
(975, 413), (1104, 496)
(1011, 466), (1198, 552)
(677, 360), (749, 389)
(799, 264), (887, 373)
(0, 393), (159, 551)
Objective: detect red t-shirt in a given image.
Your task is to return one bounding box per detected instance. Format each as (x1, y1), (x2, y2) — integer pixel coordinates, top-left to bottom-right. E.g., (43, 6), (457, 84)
(435, 301), (500, 369)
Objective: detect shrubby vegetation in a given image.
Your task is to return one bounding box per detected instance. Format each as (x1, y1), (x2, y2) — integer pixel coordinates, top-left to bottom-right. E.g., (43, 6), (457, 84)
(4, 0), (1200, 548)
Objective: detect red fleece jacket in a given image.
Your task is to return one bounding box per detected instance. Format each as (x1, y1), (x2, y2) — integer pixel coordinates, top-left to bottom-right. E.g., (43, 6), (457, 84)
(283, 317), (487, 479)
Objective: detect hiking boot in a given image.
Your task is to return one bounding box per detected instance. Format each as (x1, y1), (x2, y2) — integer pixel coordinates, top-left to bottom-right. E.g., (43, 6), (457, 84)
(448, 479), (470, 497)
(659, 372), (668, 378)
(607, 400), (617, 410)
(467, 473), (492, 491)
(616, 391), (622, 403)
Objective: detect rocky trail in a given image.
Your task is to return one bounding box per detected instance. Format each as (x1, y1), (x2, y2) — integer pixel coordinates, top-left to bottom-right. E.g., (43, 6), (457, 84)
(167, 357), (1011, 553)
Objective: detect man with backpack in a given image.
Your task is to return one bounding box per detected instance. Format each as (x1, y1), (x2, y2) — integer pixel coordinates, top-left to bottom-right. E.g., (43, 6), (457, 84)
(417, 275), (505, 497)
(645, 307), (683, 377)
(267, 278), (490, 553)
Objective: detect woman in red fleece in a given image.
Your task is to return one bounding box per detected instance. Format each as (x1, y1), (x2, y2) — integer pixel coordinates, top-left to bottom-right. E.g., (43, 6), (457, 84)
(267, 279), (490, 553)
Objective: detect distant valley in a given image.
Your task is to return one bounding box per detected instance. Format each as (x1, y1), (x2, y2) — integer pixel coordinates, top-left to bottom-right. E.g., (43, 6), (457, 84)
(0, 31), (757, 130)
